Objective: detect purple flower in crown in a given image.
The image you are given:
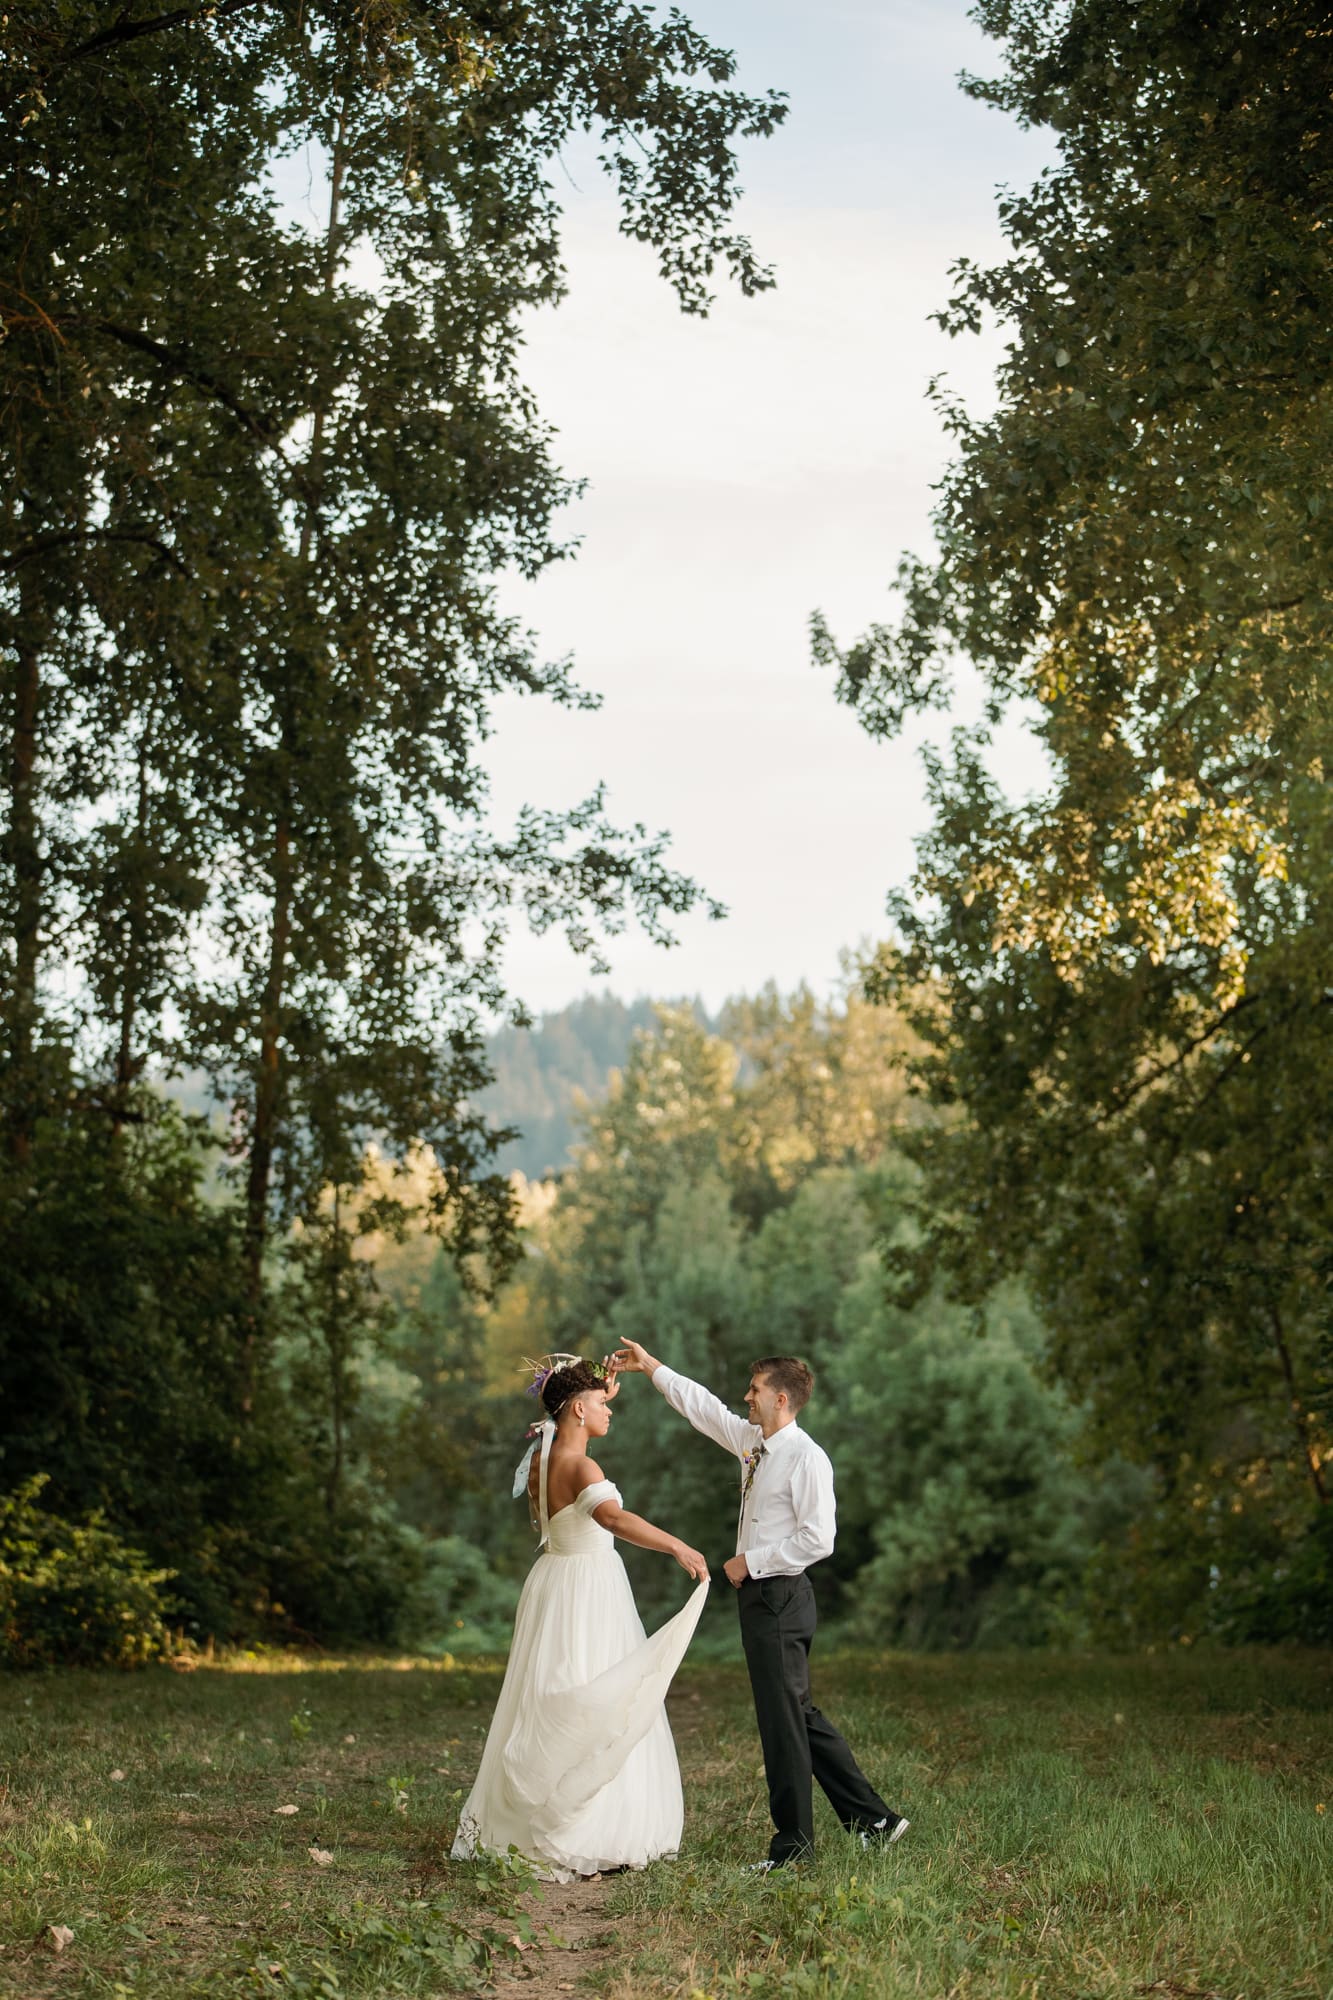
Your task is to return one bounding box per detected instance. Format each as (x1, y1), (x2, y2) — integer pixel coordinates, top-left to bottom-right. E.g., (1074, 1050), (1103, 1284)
(520, 1351), (599, 1405)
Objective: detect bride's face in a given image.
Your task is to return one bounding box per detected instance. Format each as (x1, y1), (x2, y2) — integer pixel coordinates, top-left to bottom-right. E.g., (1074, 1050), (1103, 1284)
(576, 1388), (612, 1438)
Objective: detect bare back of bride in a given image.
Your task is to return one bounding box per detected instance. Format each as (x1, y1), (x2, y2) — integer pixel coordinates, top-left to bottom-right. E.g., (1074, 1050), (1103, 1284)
(450, 1356), (710, 1882)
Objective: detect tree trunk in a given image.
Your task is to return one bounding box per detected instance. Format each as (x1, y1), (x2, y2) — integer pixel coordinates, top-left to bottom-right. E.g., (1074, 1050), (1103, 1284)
(325, 1186), (346, 1521)
(1267, 1300), (1329, 1506)
(237, 100), (349, 1399)
(111, 726), (153, 1137)
(6, 570), (43, 1163)
(240, 809), (292, 1399)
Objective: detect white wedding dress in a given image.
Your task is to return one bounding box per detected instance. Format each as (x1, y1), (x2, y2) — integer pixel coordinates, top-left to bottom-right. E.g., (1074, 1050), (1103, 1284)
(451, 1439), (709, 1882)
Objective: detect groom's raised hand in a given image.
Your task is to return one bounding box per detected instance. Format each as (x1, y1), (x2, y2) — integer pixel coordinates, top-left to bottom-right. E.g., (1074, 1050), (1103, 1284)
(613, 1340), (661, 1375)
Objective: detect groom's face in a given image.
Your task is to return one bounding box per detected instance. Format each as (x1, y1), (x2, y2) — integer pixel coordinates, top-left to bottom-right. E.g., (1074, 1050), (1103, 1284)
(744, 1371), (785, 1434)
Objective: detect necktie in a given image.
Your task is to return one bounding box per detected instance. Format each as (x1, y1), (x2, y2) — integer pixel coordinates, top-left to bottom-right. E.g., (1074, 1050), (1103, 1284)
(737, 1441), (766, 1545)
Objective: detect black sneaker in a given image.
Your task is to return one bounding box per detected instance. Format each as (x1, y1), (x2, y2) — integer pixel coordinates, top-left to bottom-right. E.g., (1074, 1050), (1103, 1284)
(857, 1815), (909, 1848)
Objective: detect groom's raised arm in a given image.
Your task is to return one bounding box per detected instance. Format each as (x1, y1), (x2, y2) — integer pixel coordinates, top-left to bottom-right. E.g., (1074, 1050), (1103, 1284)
(615, 1340), (756, 1458)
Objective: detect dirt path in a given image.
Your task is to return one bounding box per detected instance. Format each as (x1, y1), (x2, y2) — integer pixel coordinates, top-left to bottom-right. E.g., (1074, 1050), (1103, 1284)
(484, 1685), (712, 1994)
(488, 1875), (617, 1998)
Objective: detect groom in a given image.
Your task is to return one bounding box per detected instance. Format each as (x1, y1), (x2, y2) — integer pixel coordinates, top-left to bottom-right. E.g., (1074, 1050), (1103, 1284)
(614, 1340), (909, 1869)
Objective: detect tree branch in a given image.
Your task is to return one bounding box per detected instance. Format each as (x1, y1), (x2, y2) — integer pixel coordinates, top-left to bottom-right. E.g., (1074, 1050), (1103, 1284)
(1080, 990), (1264, 1132)
(94, 319), (277, 442)
(1, 526), (189, 574)
(63, 1), (266, 66)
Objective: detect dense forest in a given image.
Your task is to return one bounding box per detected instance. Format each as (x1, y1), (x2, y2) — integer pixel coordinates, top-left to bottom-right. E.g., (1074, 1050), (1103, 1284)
(3, 0), (1330, 1667)
(3, 968), (1309, 1662)
(450, 980), (1147, 1652)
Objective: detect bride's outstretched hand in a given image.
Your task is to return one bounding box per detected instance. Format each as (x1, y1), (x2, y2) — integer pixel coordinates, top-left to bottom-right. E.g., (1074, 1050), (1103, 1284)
(673, 1541), (710, 1583)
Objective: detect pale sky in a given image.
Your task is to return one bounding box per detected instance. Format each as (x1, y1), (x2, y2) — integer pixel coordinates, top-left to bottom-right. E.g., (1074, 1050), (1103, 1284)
(280, 2), (1055, 1018)
(483, 0), (1053, 1015)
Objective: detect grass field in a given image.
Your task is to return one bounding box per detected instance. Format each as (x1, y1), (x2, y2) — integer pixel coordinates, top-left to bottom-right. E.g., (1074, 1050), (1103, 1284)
(2, 1645), (1329, 1999)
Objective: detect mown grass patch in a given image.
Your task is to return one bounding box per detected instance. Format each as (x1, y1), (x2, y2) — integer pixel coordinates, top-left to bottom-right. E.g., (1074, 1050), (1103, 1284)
(1, 1647), (1328, 1998)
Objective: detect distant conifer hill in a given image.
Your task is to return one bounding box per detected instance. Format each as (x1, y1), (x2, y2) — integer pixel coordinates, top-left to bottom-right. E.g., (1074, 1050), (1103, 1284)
(481, 993), (708, 1180)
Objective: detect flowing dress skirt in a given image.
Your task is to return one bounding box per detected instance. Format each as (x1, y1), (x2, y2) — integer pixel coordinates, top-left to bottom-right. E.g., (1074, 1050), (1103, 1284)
(451, 1483), (708, 1881)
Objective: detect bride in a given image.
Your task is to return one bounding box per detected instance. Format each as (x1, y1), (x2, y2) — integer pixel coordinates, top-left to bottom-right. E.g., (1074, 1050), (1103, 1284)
(450, 1355), (710, 1881)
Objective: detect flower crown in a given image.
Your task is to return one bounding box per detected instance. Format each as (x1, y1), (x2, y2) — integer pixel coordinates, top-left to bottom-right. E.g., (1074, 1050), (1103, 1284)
(521, 1352), (611, 1403)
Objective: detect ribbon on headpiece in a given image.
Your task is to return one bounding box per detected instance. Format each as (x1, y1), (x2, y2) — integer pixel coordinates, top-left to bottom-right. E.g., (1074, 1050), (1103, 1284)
(512, 1418), (556, 1545)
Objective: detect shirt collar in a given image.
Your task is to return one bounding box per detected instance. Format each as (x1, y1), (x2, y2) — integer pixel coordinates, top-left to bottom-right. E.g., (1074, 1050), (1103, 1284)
(758, 1419), (802, 1455)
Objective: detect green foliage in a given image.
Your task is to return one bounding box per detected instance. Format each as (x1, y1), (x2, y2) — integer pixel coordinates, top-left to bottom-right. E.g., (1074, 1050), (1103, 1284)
(258, 1495), (436, 1650)
(0, 1474), (175, 1668)
(0, 4), (786, 1646)
(1, 2), (775, 1269)
(490, 992), (1116, 1643)
(719, 971), (927, 1220)
(1088, 1482), (1333, 1651)
(1219, 1504), (1333, 1647)
(748, 1167), (877, 1374)
(826, 1269), (1145, 1647)
(821, 0), (1333, 1626)
(311, 1884), (535, 1991)
(0, 1094), (270, 1637)
(411, 1536), (521, 1655)
(343, 1237), (538, 1615)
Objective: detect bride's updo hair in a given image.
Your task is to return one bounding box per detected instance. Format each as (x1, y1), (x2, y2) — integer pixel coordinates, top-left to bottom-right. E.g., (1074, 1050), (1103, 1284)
(542, 1359), (607, 1423)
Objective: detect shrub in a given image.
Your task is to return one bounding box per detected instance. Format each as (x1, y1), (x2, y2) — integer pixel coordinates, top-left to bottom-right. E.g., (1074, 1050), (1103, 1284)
(0, 1474), (176, 1667)
(257, 1493), (435, 1647)
(414, 1534), (521, 1654)
(1213, 1504), (1333, 1647)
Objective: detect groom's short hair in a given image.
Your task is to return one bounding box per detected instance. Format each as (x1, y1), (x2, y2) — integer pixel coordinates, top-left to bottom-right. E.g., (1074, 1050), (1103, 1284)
(752, 1356), (814, 1413)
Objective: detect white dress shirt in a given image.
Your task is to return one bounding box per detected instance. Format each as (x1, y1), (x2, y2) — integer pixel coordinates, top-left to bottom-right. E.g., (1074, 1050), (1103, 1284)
(651, 1365), (837, 1578)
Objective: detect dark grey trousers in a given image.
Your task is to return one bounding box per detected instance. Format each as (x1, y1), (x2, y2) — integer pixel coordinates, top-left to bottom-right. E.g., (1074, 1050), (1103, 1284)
(737, 1571), (893, 1863)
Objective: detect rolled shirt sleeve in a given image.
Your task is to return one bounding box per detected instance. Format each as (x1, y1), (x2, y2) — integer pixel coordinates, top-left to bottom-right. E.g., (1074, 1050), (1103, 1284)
(744, 1446), (836, 1578)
